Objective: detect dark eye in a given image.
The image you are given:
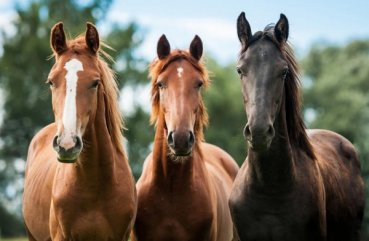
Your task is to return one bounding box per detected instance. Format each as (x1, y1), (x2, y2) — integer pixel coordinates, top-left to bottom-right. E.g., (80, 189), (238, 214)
(90, 80), (100, 89)
(196, 80), (204, 89)
(46, 79), (54, 88)
(157, 81), (166, 89)
(282, 68), (289, 78)
(236, 67), (242, 75)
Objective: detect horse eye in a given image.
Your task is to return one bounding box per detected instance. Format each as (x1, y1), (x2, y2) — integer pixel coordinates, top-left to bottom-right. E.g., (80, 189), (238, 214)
(196, 81), (204, 89)
(90, 80), (100, 89)
(46, 79), (54, 88)
(236, 68), (242, 76)
(282, 68), (289, 78)
(157, 81), (165, 89)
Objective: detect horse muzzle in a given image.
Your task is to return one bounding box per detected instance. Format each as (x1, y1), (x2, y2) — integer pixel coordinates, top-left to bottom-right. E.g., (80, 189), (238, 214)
(167, 130), (195, 157)
(244, 123), (275, 152)
(53, 134), (83, 163)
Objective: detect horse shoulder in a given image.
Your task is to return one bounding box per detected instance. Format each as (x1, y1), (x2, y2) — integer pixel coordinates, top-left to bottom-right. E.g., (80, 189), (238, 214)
(23, 123), (57, 241)
(136, 152), (154, 191)
(307, 129), (362, 187)
(200, 142), (239, 180)
(201, 142), (238, 241)
(307, 129), (365, 231)
(308, 129), (361, 172)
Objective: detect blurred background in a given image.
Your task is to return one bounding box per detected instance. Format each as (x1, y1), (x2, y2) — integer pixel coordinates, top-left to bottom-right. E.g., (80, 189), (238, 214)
(0, 0), (368, 239)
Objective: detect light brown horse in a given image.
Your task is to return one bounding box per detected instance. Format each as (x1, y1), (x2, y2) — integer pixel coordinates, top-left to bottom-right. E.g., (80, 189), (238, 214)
(132, 35), (239, 241)
(23, 22), (137, 241)
(229, 13), (365, 241)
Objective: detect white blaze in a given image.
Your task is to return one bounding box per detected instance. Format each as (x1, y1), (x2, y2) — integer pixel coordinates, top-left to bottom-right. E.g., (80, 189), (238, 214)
(62, 58), (83, 148)
(177, 67), (184, 78)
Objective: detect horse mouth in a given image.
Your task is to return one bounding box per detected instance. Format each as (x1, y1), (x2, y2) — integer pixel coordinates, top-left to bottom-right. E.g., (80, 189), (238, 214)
(248, 139), (271, 152)
(172, 149), (192, 157)
(169, 151), (192, 164)
(168, 147), (192, 163)
(56, 151), (79, 163)
(57, 155), (78, 163)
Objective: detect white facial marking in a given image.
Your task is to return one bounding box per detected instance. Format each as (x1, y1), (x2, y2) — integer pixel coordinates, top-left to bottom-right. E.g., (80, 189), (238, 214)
(177, 67), (184, 78)
(62, 58), (83, 149)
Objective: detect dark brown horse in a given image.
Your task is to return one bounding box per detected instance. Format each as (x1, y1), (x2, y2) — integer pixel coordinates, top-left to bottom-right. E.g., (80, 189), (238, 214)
(132, 35), (239, 241)
(23, 23), (136, 240)
(229, 12), (365, 241)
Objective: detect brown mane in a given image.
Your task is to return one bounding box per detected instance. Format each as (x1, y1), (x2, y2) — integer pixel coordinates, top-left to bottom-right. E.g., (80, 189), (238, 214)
(149, 49), (210, 141)
(243, 27), (315, 159)
(63, 36), (126, 156)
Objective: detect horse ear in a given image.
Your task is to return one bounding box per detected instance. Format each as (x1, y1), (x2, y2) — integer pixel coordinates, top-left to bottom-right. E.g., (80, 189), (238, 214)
(157, 34), (170, 60)
(85, 22), (100, 54)
(237, 12), (252, 50)
(50, 22), (67, 55)
(189, 35), (203, 61)
(275, 14), (289, 43)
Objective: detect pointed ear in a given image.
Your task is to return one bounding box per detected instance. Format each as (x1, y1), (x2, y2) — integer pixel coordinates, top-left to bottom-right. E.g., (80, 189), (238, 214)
(189, 35), (203, 61)
(85, 22), (100, 54)
(237, 12), (252, 51)
(275, 14), (289, 43)
(50, 22), (67, 55)
(157, 34), (170, 60)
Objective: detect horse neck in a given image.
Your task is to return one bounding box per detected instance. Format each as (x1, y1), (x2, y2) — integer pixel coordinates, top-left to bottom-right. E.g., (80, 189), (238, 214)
(152, 114), (203, 184)
(247, 94), (295, 190)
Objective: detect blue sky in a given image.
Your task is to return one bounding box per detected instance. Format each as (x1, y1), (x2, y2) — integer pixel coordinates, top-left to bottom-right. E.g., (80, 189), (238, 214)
(106, 0), (369, 62)
(1, 0), (369, 63)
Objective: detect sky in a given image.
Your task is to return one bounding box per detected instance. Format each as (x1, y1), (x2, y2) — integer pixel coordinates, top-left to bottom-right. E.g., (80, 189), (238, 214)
(106, 0), (369, 62)
(1, 0), (369, 63)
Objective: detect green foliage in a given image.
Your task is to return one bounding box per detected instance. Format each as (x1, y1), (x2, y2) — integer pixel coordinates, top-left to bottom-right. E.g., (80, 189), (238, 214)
(0, 238), (27, 241)
(124, 106), (154, 179)
(204, 56), (246, 165)
(302, 40), (369, 239)
(0, 205), (24, 237)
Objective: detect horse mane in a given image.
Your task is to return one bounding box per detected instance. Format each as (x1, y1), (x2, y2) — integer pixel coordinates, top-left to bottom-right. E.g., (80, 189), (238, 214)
(242, 26), (316, 159)
(149, 49), (209, 141)
(64, 36), (126, 156)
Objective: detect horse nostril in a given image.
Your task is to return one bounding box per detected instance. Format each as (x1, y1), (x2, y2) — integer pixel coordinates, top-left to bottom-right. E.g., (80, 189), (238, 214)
(74, 136), (82, 150)
(188, 131), (195, 147)
(266, 125), (275, 138)
(243, 124), (251, 139)
(167, 131), (175, 148)
(52, 135), (60, 150)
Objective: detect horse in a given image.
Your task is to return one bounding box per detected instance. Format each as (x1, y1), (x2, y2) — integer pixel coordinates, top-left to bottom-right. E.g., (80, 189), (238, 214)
(132, 35), (239, 241)
(22, 22), (137, 241)
(228, 13), (365, 241)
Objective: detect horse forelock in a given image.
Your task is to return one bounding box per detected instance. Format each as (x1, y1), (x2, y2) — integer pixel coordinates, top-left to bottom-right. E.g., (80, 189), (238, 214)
(149, 49), (209, 141)
(241, 27), (316, 159)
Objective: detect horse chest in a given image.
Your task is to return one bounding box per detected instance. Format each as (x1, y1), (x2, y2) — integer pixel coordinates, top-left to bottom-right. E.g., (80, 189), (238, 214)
(230, 186), (322, 241)
(136, 185), (214, 241)
(51, 187), (135, 241)
(51, 203), (133, 241)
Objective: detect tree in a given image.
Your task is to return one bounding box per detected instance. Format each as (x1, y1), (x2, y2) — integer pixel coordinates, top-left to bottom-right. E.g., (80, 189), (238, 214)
(301, 40), (369, 240)
(0, 0), (148, 236)
(204, 56), (246, 165)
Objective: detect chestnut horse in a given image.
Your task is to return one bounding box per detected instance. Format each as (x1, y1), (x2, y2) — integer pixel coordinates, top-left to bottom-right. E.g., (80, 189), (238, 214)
(132, 35), (239, 241)
(23, 23), (137, 241)
(229, 12), (365, 241)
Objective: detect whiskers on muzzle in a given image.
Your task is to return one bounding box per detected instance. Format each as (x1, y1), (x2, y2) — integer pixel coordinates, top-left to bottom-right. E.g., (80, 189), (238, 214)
(167, 148), (192, 164)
